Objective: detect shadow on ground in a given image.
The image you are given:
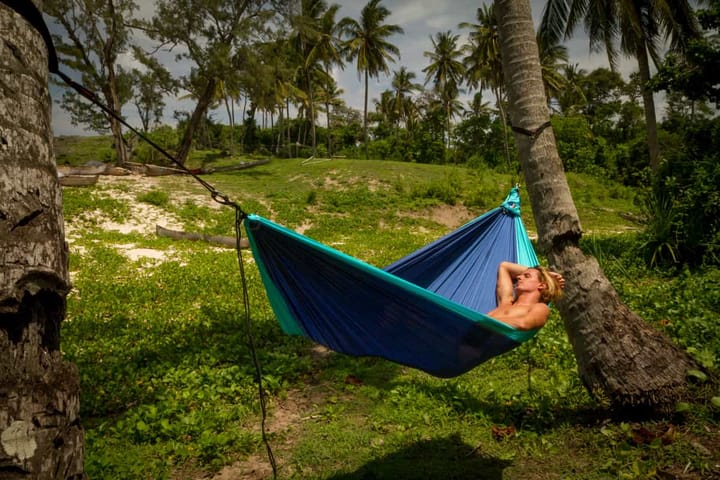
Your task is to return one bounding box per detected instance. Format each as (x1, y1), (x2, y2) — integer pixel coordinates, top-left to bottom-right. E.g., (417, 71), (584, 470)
(326, 433), (511, 480)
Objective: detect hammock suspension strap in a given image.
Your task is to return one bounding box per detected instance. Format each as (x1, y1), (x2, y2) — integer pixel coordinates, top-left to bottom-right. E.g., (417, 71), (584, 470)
(511, 121), (552, 140)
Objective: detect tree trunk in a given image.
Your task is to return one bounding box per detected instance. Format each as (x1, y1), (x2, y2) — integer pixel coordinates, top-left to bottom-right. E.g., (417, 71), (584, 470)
(325, 66), (333, 157)
(0, 3), (84, 477)
(176, 78), (217, 165)
(286, 98), (292, 157)
(306, 69), (317, 156)
(224, 95), (235, 156)
(363, 68), (369, 160)
(104, 67), (129, 166)
(636, 43), (660, 171)
(495, 0), (694, 412)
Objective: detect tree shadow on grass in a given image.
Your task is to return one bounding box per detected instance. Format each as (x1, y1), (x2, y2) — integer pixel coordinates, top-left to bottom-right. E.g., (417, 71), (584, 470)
(326, 433), (511, 480)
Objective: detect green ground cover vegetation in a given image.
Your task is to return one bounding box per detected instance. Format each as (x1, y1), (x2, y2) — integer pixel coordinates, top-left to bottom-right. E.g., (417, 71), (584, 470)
(59, 151), (719, 479)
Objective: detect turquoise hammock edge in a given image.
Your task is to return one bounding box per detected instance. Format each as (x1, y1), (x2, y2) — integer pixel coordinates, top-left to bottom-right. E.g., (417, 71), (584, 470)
(244, 187), (541, 377)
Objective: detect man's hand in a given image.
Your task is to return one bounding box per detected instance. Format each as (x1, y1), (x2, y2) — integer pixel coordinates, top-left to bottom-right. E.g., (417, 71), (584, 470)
(548, 271), (565, 290)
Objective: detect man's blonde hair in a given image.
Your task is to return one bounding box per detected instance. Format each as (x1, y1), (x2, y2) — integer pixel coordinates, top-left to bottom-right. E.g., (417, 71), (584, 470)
(532, 266), (563, 304)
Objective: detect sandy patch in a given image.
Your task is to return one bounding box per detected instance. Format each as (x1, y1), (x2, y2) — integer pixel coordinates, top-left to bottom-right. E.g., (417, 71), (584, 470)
(295, 220), (314, 235)
(112, 244), (174, 262)
(64, 174), (185, 241)
(400, 204), (476, 230)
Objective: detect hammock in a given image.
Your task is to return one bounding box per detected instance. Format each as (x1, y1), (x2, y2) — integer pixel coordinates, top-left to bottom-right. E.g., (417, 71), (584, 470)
(244, 187), (539, 377)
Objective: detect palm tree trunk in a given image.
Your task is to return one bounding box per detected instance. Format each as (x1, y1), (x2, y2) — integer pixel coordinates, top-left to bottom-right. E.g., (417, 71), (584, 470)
(325, 67), (333, 158)
(307, 69), (317, 157)
(363, 69), (369, 159)
(636, 43), (660, 171)
(224, 95), (235, 156)
(495, 0), (693, 412)
(1, 5), (84, 477)
(445, 102), (451, 151)
(326, 99), (333, 157)
(287, 99), (292, 157)
(277, 108), (284, 154)
(270, 111), (274, 153)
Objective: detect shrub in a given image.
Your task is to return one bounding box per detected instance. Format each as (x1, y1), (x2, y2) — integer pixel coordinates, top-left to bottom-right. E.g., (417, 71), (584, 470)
(137, 189), (169, 207)
(642, 117), (720, 267)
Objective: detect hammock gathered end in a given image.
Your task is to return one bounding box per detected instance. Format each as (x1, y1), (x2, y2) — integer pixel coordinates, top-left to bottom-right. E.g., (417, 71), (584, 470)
(244, 187), (539, 377)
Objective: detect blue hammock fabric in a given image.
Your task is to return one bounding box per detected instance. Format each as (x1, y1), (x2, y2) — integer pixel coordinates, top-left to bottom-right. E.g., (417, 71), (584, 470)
(244, 187), (540, 377)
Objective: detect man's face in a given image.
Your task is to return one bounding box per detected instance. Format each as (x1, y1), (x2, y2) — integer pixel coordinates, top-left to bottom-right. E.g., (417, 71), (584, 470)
(515, 269), (544, 294)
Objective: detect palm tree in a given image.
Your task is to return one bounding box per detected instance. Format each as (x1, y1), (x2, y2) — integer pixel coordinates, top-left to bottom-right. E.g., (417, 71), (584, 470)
(2, 4), (84, 476)
(217, 75), (243, 155)
(539, 0), (701, 170)
(390, 67), (423, 135)
(557, 63), (588, 114)
(537, 35), (571, 109)
(461, 3), (572, 163)
(461, 4), (503, 97)
(466, 91), (493, 118)
(307, 2), (345, 156)
(255, 39), (303, 156)
(339, 0), (403, 159)
(373, 89), (398, 137)
(291, 0), (331, 156)
(494, 0), (695, 410)
(460, 4), (511, 168)
(422, 31), (466, 148)
(316, 77), (346, 156)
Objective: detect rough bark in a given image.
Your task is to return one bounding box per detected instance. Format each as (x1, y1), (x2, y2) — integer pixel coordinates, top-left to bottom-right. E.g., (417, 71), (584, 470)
(0, 2), (84, 477)
(495, 0), (694, 412)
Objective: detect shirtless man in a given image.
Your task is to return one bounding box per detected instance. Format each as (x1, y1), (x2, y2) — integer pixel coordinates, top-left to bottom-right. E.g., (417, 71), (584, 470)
(486, 261), (565, 330)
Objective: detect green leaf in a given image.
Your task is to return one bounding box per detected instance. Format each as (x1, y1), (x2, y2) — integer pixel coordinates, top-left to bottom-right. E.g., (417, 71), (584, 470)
(710, 397), (720, 409)
(687, 369), (708, 382)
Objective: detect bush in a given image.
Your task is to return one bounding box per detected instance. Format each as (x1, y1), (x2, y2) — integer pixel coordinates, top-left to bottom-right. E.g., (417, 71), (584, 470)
(410, 173), (463, 205)
(641, 117), (720, 267)
(551, 115), (601, 174)
(137, 189), (169, 207)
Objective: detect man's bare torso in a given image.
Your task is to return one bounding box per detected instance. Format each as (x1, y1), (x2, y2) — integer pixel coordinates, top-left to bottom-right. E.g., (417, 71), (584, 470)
(487, 303), (547, 330)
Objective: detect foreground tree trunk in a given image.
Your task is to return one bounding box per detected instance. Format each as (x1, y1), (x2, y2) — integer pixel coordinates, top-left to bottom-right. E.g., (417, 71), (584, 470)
(0, 3), (84, 477)
(495, 0), (694, 412)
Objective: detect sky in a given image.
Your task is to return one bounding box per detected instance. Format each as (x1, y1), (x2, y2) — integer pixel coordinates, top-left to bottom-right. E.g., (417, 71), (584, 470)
(49, 0), (637, 137)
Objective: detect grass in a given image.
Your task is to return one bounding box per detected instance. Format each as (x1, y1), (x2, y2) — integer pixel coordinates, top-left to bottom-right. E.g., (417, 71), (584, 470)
(59, 153), (719, 479)
(55, 135), (116, 165)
